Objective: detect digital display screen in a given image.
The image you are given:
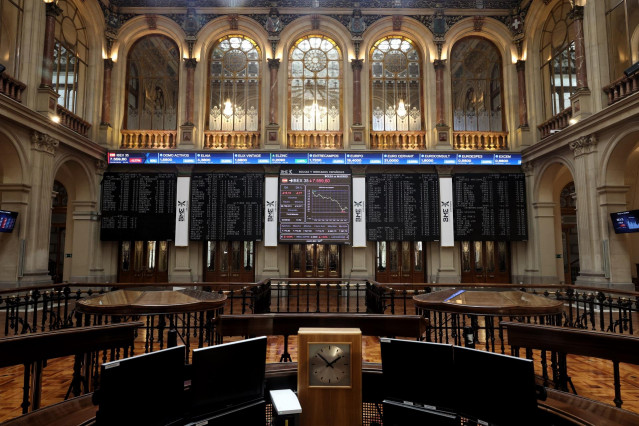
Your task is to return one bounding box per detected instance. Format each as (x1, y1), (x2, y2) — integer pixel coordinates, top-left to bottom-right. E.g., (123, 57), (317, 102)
(0, 210), (18, 233)
(279, 168), (351, 243)
(610, 210), (639, 234)
(108, 151), (522, 166)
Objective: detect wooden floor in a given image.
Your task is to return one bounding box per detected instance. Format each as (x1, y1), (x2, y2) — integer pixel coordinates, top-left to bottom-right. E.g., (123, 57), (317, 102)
(1, 332), (639, 423)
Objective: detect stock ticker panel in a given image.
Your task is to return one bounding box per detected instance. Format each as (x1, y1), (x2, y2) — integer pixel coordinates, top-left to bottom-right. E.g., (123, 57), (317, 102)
(279, 169), (351, 243)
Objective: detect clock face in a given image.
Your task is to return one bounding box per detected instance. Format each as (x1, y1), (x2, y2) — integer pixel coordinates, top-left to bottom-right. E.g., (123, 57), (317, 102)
(309, 343), (351, 387)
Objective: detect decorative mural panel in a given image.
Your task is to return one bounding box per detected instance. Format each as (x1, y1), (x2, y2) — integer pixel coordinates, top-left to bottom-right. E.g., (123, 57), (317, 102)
(451, 37), (503, 132)
(126, 35), (179, 130)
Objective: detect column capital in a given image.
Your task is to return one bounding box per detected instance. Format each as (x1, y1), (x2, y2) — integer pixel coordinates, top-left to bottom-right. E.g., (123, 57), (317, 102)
(569, 5), (584, 21)
(350, 58), (363, 71)
(436, 165), (454, 176)
(45, 2), (63, 17)
(95, 159), (108, 174)
(268, 58), (280, 70)
(516, 59), (526, 71)
(31, 131), (59, 155)
(569, 134), (597, 157)
(433, 59), (446, 70)
(184, 58), (198, 69)
(103, 58), (114, 70)
(521, 161), (534, 174)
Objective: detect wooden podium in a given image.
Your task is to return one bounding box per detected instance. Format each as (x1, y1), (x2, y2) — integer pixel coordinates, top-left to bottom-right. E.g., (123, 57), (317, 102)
(297, 328), (362, 426)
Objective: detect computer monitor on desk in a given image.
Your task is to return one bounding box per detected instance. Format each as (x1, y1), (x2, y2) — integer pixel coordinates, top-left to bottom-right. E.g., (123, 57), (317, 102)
(95, 345), (186, 426)
(454, 346), (538, 426)
(381, 338), (455, 412)
(188, 336), (267, 422)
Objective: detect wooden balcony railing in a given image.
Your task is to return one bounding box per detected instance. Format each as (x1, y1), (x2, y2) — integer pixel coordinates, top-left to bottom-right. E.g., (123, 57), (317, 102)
(287, 131), (343, 149)
(203, 131), (260, 149)
(452, 131), (508, 150)
(120, 130), (177, 149)
(370, 131), (426, 150)
(537, 107), (572, 139)
(604, 73), (639, 106)
(55, 105), (91, 138)
(0, 72), (26, 103)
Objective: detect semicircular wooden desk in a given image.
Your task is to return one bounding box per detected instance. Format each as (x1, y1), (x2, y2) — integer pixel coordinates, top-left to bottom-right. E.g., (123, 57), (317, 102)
(413, 289), (564, 352)
(76, 289), (227, 356)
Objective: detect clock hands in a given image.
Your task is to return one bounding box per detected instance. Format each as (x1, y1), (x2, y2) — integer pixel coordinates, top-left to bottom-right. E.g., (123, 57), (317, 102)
(316, 352), (342, 368)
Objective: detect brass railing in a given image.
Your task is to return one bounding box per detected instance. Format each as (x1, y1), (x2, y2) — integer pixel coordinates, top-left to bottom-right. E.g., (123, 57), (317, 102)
(0, 72), (26, 103)
(203, 131), (260, 149)
(370, 131), (426, 150)
(56, 105), (91, 137)
(452, 131), (508, 150)
(604, 73), (639, 106)
(537, 107), (573, 139)
(287, 131), (343, 149)
(120, 130), (177, 149)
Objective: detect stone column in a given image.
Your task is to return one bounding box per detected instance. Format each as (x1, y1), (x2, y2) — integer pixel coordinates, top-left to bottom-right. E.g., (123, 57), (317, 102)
(434, 60), (450, 148)
(180, 59), (197, 147)
(265, 59), (281, 148)
(571, 6), (588, 90)
(37, 3), (61, 118)
(89, 160), (108, 281)
(516, 60), (529, 128)
(350, 59), (366, 149)
(40, 3), (61, 88)
(598, 185), (633, 290)
(69, 200), (99, 282)
(100, 59), (114, 126)
(434, 60), (446, 126)
(21, 132), (58, 285)
(351, 59), (363, 125)
(268, 58), (280, 125)
(184, 59), (197, 125)
(570, 135), (607, 287)
(568, 5), (592, 120)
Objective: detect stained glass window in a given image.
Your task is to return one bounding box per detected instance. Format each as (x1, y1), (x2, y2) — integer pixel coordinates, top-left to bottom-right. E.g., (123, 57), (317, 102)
(209, 35), (260, 131)
(370, 37), (422, 131)
(289, 35), (341, 132)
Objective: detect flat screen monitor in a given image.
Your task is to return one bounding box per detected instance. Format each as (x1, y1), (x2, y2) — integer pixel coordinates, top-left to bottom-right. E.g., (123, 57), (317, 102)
(96, 345), (185, 426)
(380, 338), (455, 412)
(610, 210), (639, 234)
(453, 346), (537, 426)
(0, 210), (18, 233)
(189, 336), (267, 419)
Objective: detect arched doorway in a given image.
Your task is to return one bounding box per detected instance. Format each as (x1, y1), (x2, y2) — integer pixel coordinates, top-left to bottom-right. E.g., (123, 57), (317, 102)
(49, 181), (67, 283)
(559, 182), (579, 284)
(289, 244), (341, 279)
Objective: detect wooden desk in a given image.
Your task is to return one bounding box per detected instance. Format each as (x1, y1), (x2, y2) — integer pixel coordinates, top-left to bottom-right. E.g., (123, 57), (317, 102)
(75, 289), (226, 315)
(413, 289), (564, 316)
(76, 290), (227, 356)
(413, 289), (564, 351)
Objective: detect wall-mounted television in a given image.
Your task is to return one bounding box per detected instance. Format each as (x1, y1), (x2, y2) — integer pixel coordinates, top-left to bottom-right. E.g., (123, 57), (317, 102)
(0, 210), (18, 233)
(610, 210), (639, 234)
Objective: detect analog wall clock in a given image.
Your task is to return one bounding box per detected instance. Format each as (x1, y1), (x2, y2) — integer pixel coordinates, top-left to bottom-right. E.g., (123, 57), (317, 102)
(308, 342), (351, 387)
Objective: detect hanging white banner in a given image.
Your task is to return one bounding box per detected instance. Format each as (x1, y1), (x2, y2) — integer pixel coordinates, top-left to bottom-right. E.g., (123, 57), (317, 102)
(174, 176), (190, 247)
(352, 177), (366, 247)
(439, 177), (455, 247)
(264, 176), (279, 247)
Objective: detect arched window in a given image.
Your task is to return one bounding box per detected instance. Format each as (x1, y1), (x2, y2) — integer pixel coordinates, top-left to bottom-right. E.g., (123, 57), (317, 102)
(289, 35), (341, 132)
(605, 0), (639, 80)
(125, 35), (179, 130)
(451, 37), (503, 132)
(370, 36), (422, 131)
(53, 0), (88, 115)
(540, 0), (576, 119)
(0, 0), (24, 78)
(208, 35), (260, 131)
